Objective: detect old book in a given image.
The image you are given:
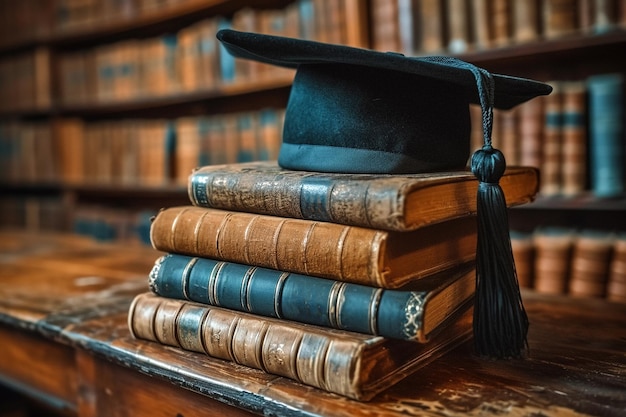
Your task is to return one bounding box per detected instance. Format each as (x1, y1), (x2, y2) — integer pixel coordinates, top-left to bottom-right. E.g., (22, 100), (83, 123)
(560, 81), (587, 196)
(128, 292), (472, 400)
(588, 73), (624, 197)
(518, 96), (544, 168)
(446, 0), (470, 53)
(533, 228), (574, 294)
(188, 161), (539, 232)
(568, 230), (614, 298)
(471, 0), (491, 50)
(543, 0), (579, 38)
(512, 0), (539, 43)
(540, 81), (563, 196)
(150, 206), (477, 288)
(419, 0), (445, 53)
(607, 234), (626, 303)
(148, 253), (475, 342)
(491, 0), (512, 46)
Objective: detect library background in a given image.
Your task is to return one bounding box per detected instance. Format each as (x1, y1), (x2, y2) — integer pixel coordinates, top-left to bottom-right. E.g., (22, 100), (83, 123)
(0, 0), (626, 415)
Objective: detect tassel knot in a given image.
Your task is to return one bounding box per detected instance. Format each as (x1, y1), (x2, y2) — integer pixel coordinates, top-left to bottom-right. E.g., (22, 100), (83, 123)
(471, 146), (506, 184)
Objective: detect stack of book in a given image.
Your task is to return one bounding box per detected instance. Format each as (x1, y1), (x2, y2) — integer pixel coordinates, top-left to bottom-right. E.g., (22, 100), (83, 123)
(127, 160), (539, 400)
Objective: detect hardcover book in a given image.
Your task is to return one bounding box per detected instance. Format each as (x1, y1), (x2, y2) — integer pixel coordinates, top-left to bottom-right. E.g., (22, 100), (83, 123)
(128, 292), (473, 401)
(148, 253), (476, 342)
(150, 206), (478, 288)
(187, 161), (539, 232)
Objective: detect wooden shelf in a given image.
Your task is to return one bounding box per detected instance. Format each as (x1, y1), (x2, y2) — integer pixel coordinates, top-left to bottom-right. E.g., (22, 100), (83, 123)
(458, 29), (626, 78)
(0, 75), (294, 119)
(518, 194), (626, 211)
(0, 0), (291, 54)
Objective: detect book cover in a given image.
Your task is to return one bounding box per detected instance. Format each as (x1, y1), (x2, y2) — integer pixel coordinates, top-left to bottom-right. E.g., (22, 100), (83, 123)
(148, 253), (475, 342)
(149, 206), (478, 288)
(128, 292), (473, 401)
(188, 161), (539, 232)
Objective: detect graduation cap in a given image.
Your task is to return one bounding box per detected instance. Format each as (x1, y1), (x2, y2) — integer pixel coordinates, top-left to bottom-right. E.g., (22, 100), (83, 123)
(217, 29), (552, 359)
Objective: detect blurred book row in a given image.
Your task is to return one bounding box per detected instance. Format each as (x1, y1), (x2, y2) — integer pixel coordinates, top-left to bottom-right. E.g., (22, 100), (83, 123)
(474, 73), (625, 198)
(0, 195), (155, 245)
(0, 0), (359, 110)
(0, 0), (348, 46)
(0, 108), (285, 187)
(512, 227), (626, 303)
(372, 0), (626, 56)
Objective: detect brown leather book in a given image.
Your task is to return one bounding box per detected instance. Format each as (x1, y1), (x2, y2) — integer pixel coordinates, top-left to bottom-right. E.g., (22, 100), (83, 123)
(568, 231), (614, 298)
(533, 228), (574, 294)
(606, 234), (626, 303)
(150, 206), (477, 289)
(128, 292), (472, 400)
(188, 161), (540, 232)
(560, 81), (587, 196)
(540, 81), (563, 196)
(543, 0), (579, 38)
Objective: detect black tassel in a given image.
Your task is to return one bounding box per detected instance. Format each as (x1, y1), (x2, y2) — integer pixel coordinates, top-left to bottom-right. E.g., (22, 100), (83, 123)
(421, 56), (529, 358)
(471, 146), (528, 358)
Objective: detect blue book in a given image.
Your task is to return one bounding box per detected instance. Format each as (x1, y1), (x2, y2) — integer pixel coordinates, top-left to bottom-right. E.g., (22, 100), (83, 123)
(588, 74), (624, 197)
(217, 18), (235, 83)
(148, 253), (475, 343)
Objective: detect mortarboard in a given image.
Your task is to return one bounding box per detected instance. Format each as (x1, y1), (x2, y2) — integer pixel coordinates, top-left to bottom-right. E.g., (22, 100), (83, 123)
(216, 29), (551, 174)
(216, 29), (552, 359)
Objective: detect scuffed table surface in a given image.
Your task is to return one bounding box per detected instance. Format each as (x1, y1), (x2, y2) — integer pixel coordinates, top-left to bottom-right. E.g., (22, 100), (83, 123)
(0, 230), (624, 417)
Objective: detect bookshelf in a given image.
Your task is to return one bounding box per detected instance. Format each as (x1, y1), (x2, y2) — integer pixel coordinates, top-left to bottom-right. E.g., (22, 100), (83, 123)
(0, 0), (368, 243)
(1, 1), (625, 248)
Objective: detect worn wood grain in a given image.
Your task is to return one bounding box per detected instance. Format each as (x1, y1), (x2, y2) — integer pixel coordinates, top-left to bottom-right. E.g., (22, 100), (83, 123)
(0, 231), (625, 417)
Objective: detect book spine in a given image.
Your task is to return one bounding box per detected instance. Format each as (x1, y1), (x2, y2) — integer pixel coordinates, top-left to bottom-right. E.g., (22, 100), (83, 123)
(540, 81), (563, 196)
(533, 228), (574, 294)
(188, 167), (411, 231)
(471, 0), (491, 50)
(150, 206), (387, 286)
(607, 235), (626, 303)
(543, 0), (579, 38)
(148, 253), (456, 342)
(560, 81), (587, 196)
(491, 0), (512, 47)
(568, 232), (614, 298)
(419, 0), (444, 53)
(446, 0), (470, 53)
(512, 0), (539, 43)
(128, 292), (363, 399)
(518, 97), (544, 169)
(587, 73), (624, 197)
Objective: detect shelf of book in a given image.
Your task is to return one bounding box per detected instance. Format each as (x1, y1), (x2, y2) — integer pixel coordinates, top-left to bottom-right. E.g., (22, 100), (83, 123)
(0, 0), (292, 54)
(459, 29), (626, 77)
(55, 75), (293, 119)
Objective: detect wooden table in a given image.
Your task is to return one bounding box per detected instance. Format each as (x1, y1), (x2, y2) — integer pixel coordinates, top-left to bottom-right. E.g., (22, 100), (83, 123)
(0, 230), (625, 417)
